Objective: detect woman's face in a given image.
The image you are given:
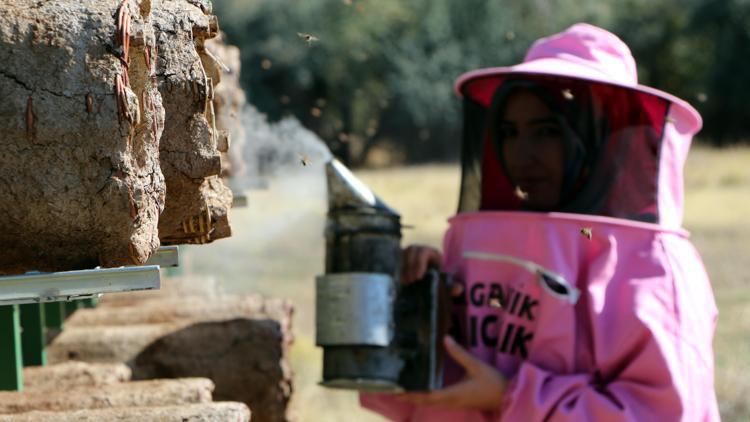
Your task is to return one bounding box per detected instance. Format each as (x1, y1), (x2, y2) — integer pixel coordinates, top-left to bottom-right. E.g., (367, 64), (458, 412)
(498, 89), (565, 210)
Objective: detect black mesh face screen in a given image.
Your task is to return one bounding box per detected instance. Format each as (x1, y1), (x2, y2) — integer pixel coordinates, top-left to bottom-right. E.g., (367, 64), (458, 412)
(457, 98), (487, 213)
(456, 75), (670, 222)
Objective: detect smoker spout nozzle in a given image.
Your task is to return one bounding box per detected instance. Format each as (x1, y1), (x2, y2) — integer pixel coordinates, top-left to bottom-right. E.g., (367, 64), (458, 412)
(325, 159), (399, 216)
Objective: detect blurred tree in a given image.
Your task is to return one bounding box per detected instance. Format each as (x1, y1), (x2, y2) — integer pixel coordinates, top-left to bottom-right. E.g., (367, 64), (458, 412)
(610, 0), (750, 144)
(686, 0), (750, 144)
(216, 0), (411, 164)
(378, 0), (611, 163)
(214, 0), (749, 165)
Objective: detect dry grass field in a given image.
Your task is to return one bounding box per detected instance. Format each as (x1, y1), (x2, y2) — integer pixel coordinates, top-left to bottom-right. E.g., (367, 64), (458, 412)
(180, 145), (750, 421)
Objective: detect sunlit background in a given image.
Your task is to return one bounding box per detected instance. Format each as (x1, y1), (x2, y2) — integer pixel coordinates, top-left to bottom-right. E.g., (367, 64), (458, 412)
(216, 0), (749, 167)
(182, 1), (750, 419)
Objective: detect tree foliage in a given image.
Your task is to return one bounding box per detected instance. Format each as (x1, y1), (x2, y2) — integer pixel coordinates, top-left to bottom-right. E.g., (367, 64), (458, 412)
(215, 0), (750, 165)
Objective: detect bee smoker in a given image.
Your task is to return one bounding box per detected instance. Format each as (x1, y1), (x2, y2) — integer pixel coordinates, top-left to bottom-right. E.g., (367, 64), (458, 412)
(315, 159), (451, 392)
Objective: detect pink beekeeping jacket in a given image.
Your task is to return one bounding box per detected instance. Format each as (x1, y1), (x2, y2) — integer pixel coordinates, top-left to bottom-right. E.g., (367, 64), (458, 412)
(362, 22), (719, 422)
(362, 211), (719, 421)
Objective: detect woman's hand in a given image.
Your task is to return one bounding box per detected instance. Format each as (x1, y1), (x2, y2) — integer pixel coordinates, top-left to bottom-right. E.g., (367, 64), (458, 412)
(401, 245), (443, 284)
(398, 336), (508, 411)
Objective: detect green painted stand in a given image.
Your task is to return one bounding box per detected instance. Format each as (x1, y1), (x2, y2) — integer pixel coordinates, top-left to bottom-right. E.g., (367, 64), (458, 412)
(82, 297), (98, 308)
(0, 305), (23, 390)
(20, 303), (47, 367)
(44, 302), (65, 330)
(64, 300), (81, 318)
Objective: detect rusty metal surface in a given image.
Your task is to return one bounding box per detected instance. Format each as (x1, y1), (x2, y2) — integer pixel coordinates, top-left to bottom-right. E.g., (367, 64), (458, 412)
(316, 273), (395, 347)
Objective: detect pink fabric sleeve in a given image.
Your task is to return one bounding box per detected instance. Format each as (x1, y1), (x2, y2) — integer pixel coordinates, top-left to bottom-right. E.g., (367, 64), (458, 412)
(499, 245), (718, 422)
(501, 359), (681, 421)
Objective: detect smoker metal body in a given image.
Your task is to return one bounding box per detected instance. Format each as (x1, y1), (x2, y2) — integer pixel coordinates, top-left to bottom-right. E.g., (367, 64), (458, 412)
(316, 273), (395, 347)
(316, 160), (450, 392)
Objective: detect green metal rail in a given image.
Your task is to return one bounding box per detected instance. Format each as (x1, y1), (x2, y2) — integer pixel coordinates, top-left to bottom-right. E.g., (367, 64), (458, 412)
(44, 302), (65, 331)
(0, 247), (176, 390)
(0, 305), (22, 391)
(20, 303), (47, 367)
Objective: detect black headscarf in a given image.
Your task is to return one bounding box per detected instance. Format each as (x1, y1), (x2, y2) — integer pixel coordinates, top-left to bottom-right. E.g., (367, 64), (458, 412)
(486, 77), (609, 213)
(457, 75), (669, 223)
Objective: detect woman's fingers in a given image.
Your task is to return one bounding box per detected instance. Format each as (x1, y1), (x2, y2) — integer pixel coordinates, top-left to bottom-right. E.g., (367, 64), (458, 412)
(399, 247), (408, 282)
(400, 246), (412, 282)
(397, 336), (508, 411)
(398, 384), (467, 407)
(443, 336), (481, 375)
(416, 248), (442, 281)
(397, 377), (485, 408)
(403, 246), (419, 282)
(400, 245), (442, 283)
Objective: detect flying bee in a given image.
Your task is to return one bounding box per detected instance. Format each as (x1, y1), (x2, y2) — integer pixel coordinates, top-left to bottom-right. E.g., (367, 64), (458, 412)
(514, 186), (529, 200)
(562, 89), (574, 100)
(580, 227), (593, 240)
(300, 154), (310, 167)
(297, 32), (319, 46)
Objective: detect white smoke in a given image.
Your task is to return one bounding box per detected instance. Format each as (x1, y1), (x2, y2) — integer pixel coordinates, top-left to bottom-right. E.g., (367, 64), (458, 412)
(233, 105), (333, 191)
(184, 104), (331, 334)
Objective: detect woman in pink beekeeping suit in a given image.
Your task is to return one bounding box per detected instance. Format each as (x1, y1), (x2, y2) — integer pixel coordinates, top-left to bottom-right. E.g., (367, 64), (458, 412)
(361, 23), (719, 421)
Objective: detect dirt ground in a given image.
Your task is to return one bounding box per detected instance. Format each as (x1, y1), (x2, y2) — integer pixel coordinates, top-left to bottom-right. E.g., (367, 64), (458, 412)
(181, 145), (750, 421)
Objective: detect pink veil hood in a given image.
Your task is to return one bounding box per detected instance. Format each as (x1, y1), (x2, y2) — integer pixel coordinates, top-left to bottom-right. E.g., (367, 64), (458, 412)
(454, 22), (701, 230)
